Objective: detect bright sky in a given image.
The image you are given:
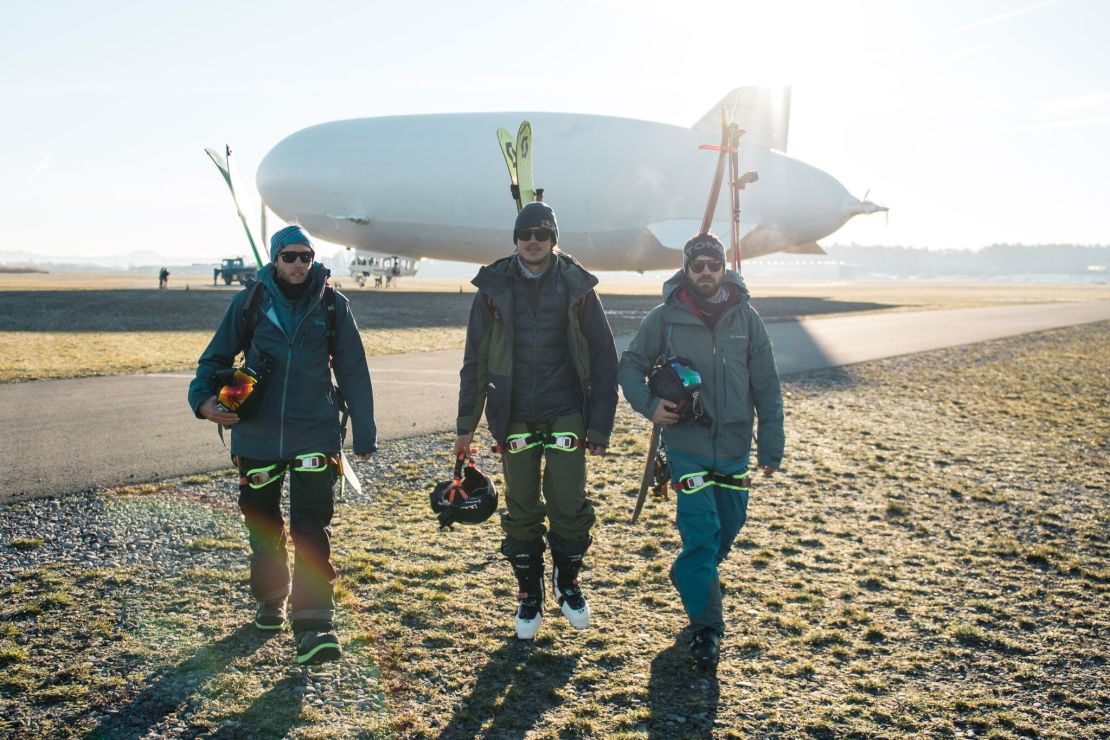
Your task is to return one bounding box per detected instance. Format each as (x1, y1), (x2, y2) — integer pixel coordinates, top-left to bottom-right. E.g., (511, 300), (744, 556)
(3, 0), (1107, 262)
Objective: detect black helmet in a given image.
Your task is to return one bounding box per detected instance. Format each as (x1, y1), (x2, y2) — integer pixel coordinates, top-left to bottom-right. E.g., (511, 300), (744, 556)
(430, 455), (498, 528)
(648, 357), (712, 426)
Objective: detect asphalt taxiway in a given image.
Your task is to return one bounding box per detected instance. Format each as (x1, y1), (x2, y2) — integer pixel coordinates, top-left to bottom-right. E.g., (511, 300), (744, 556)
(1, 300), (1107, 501)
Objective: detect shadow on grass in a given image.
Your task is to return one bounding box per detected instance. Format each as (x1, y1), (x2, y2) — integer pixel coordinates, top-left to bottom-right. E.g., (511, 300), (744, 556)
(88, 623), (279, 738)
(435, 639), (579, 740)
(648, 633), (719, 739)
(235, 670), (308, 736)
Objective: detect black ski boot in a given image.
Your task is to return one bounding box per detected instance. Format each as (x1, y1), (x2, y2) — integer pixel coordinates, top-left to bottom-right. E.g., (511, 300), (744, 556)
(502, 538), (545, 640)
(690, 627), (721, 671)
(549, 533), (592, 629)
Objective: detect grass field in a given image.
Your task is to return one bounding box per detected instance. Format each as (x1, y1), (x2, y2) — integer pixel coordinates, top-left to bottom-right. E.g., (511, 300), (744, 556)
(1, 277), (1105, 383)
(1, 322), (1105, 738)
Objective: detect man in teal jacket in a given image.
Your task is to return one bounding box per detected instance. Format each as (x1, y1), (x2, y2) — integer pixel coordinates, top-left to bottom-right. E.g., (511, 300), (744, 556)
(455, 202), (619, 640)
(189, 225), (376, 665)
(618, 233), (784, 670)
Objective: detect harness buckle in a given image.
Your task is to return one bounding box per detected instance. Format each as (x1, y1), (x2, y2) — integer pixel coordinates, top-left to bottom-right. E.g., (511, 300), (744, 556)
(547, 433), (580, 451)
(683, 474), (707, 489)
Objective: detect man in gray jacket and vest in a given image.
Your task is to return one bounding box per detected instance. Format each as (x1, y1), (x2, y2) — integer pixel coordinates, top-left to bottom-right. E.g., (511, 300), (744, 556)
(189, 225), (376, 665)
(455, 202), (619, 640)
(618, 233), (784, 670)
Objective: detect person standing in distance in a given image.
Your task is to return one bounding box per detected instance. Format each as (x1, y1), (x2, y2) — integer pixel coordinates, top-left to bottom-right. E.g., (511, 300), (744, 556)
(618, 233), (784, 670)
(189, 225), (376, 665)
(454, 202), (619, 640)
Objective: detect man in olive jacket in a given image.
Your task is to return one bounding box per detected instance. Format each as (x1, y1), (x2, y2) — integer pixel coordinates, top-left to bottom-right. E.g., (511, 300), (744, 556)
(454, 202), (619, 640)
(188, 225), (376, 665)
(618, 233), (784, 670)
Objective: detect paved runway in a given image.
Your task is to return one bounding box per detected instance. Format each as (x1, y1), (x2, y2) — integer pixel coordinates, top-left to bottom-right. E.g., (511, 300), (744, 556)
(1, 300), (1106, 501)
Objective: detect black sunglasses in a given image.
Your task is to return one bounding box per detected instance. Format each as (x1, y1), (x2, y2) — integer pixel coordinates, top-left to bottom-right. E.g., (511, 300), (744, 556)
(515, 228), (553, 242)
(689, 260), (724, 274)
(279, 250), (314, 264)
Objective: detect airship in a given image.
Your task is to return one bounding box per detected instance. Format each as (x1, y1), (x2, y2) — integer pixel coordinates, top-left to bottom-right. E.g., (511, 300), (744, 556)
(254, 87), (886, 273)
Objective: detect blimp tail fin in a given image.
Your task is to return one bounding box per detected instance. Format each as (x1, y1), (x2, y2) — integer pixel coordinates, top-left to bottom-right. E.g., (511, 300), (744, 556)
(692, 86), (791, 152)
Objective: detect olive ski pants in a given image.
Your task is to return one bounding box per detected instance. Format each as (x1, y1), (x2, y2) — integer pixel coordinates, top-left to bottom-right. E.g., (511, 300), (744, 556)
(236, 453), (338, 626)
(499, 413), (596, 545)
(668, 448), (751, 636)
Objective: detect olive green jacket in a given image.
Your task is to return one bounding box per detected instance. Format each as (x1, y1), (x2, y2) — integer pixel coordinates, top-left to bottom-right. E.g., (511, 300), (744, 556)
(456, 253), (619, 447)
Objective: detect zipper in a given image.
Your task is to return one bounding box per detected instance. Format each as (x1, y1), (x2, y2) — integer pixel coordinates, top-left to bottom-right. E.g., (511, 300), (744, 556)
(279, 347), (291, 457)
(278, 280), (327, 459)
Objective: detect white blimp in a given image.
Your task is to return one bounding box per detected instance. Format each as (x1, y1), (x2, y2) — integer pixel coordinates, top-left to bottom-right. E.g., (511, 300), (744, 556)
(256, 88), (886, 273)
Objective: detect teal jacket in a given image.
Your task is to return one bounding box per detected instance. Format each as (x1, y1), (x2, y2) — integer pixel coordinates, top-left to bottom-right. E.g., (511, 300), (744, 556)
(188, 262), (376, 459)
(618, 270), (784, 469)
(457, 252), (619, 447)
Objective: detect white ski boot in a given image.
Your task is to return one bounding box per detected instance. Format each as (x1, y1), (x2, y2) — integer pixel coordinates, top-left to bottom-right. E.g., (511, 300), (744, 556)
(552, 565), (590, 629)
(514, 589), (544, 640)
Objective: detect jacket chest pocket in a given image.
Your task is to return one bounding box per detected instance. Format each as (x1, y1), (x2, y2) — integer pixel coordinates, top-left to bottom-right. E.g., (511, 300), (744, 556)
(719, 331), (752, 422)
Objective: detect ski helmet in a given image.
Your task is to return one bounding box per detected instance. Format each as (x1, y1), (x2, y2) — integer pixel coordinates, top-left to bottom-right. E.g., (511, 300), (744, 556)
(430, 456), (498, 528)
(648, 357), (712, 426)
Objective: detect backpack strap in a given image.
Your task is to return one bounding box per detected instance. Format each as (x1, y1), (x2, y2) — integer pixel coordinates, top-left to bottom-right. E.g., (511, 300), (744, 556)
(323, 285), (338, 359)
(483, 292), (500, 320)
(239, 282), (338, 357)
(238, 281), (266, 354)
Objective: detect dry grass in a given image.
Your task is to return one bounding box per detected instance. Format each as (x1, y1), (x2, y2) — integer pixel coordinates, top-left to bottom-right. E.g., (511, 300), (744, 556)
(0, 329), (467, 382)
(1, 322), (1106, 737)
(2, 280), (1105, 383)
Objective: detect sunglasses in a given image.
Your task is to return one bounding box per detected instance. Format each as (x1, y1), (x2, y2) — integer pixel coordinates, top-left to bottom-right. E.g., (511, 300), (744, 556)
(279, 251), (314, 264)
(689, 260), (724, 274)
(515, 228), (553, 242)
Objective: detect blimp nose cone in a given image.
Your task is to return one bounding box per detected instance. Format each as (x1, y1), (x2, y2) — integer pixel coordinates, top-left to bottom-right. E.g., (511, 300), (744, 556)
(844, 197), (888, 217)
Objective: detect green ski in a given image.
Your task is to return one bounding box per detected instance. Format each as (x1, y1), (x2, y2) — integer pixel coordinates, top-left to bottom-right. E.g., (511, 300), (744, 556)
(515, 121), (536, 206)
(496, 127), (522, 211)
(204, 145), (265, 268)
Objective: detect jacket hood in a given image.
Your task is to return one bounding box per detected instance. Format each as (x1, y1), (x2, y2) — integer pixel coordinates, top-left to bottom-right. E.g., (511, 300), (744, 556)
(662, 268), (749, 305)
(472, 251), (598, 300)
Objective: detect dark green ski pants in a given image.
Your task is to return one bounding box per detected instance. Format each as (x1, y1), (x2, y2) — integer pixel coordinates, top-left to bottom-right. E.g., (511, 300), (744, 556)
(500, 413), (596, 543)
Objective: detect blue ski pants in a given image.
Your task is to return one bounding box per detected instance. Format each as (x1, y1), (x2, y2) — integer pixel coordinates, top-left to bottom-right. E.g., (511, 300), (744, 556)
(668, 448), (751, 636)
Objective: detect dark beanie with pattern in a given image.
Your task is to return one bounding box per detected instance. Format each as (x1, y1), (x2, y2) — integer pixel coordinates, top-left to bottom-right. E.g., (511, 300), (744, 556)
(513, 202), (559, 245)
(682, 233), (725, 269)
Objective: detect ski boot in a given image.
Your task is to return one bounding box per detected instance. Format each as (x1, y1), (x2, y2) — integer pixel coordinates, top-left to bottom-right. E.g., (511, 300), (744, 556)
(551, 549), (590, 629)
(503, 538), (545, 640)
(690, 627), (721, 671)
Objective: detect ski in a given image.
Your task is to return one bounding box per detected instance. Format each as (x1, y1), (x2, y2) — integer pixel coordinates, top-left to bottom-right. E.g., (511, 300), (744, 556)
(204, 145), (265, 268)
(632, 423), (663, 523)
(727, 128), (759, 272)
(699, 109), (732, 234)
(633, 108), (756, 524)
(496, 127), (521, 210)
(515, 121), (536, 206)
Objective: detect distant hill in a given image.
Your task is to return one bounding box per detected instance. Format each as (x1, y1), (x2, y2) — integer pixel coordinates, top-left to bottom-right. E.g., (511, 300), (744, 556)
(824, 244), (1109, 278)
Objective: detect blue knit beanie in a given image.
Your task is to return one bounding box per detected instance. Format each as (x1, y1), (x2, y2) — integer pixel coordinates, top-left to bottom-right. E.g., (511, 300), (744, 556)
(269, 225), (313, 262)
(513, 202), (558, 245)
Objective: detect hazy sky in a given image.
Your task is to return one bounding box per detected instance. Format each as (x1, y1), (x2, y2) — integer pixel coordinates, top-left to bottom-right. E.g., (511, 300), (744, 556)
(3, 0), (1107, 262)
